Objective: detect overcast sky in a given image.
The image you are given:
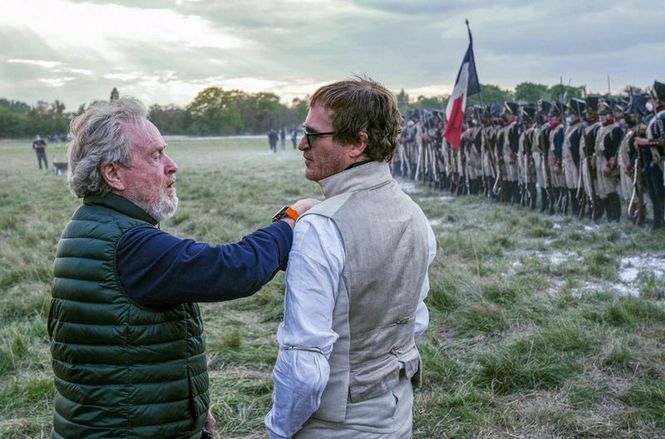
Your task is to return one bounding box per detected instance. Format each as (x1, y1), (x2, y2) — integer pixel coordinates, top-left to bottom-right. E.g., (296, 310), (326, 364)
(0, 0), (662, 110)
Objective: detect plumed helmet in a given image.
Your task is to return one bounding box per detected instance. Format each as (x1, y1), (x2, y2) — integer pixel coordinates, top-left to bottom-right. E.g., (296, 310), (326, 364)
(566, 98), (586, 117)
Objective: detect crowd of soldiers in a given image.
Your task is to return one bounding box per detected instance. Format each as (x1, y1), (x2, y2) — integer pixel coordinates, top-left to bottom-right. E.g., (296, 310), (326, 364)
(393, 80), (665, 229)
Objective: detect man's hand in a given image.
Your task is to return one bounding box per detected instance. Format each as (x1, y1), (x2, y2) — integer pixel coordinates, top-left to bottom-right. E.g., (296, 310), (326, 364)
(291, 198), (320, 216)
(281, 198), (321, 229)
(203, 412), (216, 439)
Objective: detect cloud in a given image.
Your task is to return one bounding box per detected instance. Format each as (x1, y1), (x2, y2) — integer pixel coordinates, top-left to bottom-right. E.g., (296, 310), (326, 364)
(0, 0), (661, 109)
(8, 59), (63, 68)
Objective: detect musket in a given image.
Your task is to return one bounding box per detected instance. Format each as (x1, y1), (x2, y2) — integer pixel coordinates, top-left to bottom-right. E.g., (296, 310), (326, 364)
(627, 138), (646, 226)
(580, 126), (598, 220)
(540, 125), (555, 214)
(577, 160), (586, 218)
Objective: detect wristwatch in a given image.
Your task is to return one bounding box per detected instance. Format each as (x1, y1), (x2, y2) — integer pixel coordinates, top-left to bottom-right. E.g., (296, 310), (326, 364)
(272, 205), (299, 222)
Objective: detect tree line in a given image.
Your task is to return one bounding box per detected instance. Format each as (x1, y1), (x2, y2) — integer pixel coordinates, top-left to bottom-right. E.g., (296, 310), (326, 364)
(0, 82), (640, 139)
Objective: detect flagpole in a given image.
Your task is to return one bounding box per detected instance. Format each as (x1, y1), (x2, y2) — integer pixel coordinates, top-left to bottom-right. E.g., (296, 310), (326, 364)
(466, 19), (483, 107)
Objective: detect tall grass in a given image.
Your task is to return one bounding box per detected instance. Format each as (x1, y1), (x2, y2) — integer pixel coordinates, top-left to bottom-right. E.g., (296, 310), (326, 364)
(1, 136), (665, 438)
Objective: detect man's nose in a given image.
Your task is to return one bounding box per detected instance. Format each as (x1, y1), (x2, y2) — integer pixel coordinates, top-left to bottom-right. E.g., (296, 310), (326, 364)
(297, 135), (308, 151)
(165, 153), (178, 173)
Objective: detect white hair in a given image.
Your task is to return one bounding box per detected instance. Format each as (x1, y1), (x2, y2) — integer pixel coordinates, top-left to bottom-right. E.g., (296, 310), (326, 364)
(67, 97), (149, 198)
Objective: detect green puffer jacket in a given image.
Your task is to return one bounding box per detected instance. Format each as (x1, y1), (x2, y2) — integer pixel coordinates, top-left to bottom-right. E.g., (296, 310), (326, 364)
(48, 194), (208, 438)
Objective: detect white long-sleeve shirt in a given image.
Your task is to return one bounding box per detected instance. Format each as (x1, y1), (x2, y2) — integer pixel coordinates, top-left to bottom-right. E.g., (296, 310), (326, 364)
(264, 214), (436, 439)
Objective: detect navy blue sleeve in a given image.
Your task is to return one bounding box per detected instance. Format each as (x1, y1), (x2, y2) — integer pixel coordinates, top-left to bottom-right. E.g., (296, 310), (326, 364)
(116, 221), (293, 309)
(553, 127), (564, 160)
(570, 127), (581, 166)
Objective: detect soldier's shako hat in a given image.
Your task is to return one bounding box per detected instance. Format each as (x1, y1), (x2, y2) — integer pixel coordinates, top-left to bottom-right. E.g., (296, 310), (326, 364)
(504, 101), (520, 116)
(624, 94), (647, 116)
(521, 105), (537, 122)
(585, 96), (600, 114)
(548, 101), (564, 117)
(537, 99), (552, 115)
(654, 80), (665, 101)
(597, 99), (613, 116)
(566, 98), (586, 117)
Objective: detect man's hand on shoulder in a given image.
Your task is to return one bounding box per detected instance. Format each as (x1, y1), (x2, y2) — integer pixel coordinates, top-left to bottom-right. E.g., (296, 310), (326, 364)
(281, 198), (321, 229)
(291, 198), (320, 216)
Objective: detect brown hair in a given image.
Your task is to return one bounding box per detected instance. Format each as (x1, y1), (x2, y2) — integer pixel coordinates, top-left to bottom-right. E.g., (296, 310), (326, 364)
(310, 76), (402, 162)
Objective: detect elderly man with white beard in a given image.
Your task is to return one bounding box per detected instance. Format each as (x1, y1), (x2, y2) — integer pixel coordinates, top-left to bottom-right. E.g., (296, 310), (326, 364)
(48, 97), (318, 439)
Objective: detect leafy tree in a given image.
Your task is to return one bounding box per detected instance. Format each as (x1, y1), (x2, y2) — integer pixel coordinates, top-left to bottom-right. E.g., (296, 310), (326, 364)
(547, 84), (583, 101)
(291, 97), (308, 127)
(412, 95), (446, 110)
(515, 82), (549, 103)
(466, 83), (514, 106)
(187, 87), (243, 135)
(148, 104), (192, 134)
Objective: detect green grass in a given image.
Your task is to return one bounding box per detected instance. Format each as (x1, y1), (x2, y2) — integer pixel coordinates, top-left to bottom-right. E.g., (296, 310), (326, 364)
(2, 136), (665, 438)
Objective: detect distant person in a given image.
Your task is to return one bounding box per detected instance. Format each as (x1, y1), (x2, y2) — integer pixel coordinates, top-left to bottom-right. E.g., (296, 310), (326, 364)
(280, 126), (286, 150)
(265, 77), (436, 438)
(32, 135), (48, 170)
(269, 128), (279, 153)
(291, 126), (299, 149)
(48, 97), (318, 438)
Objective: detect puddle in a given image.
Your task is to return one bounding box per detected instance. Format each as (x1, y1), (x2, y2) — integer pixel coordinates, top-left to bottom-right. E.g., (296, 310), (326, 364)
(572, 253), (665, 297)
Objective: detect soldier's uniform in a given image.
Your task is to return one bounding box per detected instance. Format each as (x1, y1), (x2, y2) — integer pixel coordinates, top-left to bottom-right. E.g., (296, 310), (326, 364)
(594, 101), (624, 221)
(532, 101), (552, 213)
(502, 101), (521, 203)
(518, 105), (537, 208)
(618, 101), (642, 205)
(481, 108), (498, 197)
(548, 102), (566, 214)
(465, 116), (483, 195)
(642, 80), (665, 228)
(579, 97), (603, 220)
(562, 99), (585, 216)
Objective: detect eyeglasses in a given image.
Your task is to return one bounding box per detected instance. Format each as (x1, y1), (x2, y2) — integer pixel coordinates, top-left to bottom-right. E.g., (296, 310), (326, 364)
(302, 125), (336, 149)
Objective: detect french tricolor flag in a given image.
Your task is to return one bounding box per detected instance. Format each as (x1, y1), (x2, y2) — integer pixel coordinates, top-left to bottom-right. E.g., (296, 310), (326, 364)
(444, 20), (481, 150)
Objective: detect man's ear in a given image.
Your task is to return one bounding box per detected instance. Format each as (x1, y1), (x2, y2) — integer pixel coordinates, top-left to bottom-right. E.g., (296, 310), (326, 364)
(349, 131), (368, 159)
(100, 163), (126, 192)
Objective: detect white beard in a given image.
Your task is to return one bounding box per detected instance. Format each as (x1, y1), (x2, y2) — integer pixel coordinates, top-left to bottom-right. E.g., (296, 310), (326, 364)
(129, 186), (178, 222)
(148, 187), (178, 222)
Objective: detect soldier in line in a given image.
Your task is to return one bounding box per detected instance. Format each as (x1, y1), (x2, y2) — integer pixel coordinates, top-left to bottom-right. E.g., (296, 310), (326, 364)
(548, 102), (566, 214)
(502, 102), (521, 203)
(594, 101), (624, 222)
(481, 106), (498, 198)
(618, 95), (647, 225)
(532, 101), (550, 213)
(635, 80), (665, 229)
(579, 97), (603, 220)
(463, 111), (483, 194)
(563, 99), (585, 216)
(518, 105), (537, 208)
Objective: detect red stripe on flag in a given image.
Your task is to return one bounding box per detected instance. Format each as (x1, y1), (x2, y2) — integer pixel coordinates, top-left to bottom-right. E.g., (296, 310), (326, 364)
(444, 95), (465, 150)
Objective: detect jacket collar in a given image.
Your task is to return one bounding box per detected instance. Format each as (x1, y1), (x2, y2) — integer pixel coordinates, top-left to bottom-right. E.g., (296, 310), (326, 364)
(83, 192), (158, 226)
(318, 161), (393, 198)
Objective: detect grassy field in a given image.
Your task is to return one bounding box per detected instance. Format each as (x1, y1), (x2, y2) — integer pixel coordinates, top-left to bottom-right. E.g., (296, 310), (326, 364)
(1, 136), (664, 439)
